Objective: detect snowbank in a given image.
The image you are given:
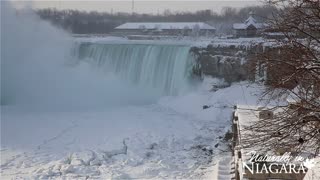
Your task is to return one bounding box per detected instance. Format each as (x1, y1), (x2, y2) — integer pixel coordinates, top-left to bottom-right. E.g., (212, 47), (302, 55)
(1, 80), (265, 179)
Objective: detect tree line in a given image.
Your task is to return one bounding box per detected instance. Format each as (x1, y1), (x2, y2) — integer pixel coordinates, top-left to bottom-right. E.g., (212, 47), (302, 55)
(36, 5), (276, 34)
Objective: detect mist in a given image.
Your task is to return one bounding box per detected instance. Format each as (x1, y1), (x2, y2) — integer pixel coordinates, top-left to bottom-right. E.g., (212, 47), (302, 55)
(1, 1), (161, 111)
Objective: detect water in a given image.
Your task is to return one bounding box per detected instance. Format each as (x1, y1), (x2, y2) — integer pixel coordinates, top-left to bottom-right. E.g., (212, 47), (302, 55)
(1, 2), (197, 110)
(75, 43), (196, 95)
(0, 3), (220, 178)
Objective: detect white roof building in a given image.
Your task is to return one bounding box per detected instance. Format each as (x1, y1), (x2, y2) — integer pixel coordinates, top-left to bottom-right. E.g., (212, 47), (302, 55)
(113, 22), (216, 38)
(233, 11), (267, 37)
(233, 11), (267, 30)
(115, 22), (216, 30)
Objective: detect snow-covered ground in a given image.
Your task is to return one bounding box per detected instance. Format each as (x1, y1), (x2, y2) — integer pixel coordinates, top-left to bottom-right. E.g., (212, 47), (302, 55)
(1, 80), (265, 179)
(73, 35), (275, 48)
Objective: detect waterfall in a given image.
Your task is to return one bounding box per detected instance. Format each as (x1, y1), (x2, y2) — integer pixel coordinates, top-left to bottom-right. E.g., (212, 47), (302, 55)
(74, 42), (196, 95)
(1, 0), (197, 109)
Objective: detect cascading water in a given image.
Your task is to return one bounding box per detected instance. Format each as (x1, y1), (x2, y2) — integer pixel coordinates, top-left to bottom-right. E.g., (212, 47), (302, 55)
(74, 42), (197, 95)
(1, 1), (198, 110)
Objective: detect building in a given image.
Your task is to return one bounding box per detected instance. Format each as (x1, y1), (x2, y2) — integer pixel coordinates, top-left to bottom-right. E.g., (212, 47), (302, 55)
(233, 12), (267, 37)
(113, 22), (216, 37)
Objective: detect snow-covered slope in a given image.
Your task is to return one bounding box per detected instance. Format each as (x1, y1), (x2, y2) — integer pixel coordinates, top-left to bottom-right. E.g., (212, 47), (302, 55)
(1, 80), (264, 179)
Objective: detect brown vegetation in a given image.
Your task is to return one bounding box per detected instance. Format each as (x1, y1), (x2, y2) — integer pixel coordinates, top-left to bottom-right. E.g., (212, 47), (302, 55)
(245, 0), (320, 155)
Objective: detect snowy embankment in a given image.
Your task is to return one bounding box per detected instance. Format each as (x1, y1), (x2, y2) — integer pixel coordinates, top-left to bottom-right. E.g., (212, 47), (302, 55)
(74, 35), (276, 48)
(1, 79), (264, 179)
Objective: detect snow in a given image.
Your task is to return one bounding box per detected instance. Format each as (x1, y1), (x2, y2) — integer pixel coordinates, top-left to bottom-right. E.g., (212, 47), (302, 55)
(115, 22), (216, 30)
(304, 157), (320, 180)
(74, 35), (279, 50)
(1, 79), (265, 179)
(233, 23), (248, 30)
(73, 35), (127, 42)
(74, 37), (196, 46)
(245, 16), (257, 25)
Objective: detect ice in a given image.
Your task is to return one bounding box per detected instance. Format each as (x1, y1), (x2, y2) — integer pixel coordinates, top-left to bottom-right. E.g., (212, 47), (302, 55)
(1, 79), (264, 179)
(0, 2), (269, 179)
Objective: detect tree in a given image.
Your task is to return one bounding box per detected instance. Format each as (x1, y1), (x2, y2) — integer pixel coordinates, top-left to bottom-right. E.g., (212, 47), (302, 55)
(244, 0), (320, 155)
(36, 5), (277, 35)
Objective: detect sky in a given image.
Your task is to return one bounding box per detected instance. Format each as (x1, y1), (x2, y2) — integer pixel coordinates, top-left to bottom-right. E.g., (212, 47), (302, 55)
(11, 0), (264, 14)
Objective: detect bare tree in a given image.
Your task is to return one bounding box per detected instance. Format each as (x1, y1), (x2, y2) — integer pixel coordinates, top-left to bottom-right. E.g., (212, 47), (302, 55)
(244, 0), (320, 155)
(36, 5), (276, 34)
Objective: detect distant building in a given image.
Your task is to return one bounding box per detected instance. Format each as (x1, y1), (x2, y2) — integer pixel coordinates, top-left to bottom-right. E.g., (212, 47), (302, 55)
(233, 11), (267, 37)
(113, 22), (216, 37)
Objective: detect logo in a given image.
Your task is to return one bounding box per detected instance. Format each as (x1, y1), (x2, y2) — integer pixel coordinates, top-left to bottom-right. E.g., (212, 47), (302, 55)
(242, 151), (317, 175)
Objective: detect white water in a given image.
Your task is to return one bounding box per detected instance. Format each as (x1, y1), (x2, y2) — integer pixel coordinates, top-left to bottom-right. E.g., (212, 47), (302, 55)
(1, 2), (196, 110)
(75, 43), (196, 95)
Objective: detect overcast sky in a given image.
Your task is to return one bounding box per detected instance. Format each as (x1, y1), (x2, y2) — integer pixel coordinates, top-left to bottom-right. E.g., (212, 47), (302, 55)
(12, 0), (264, 14)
